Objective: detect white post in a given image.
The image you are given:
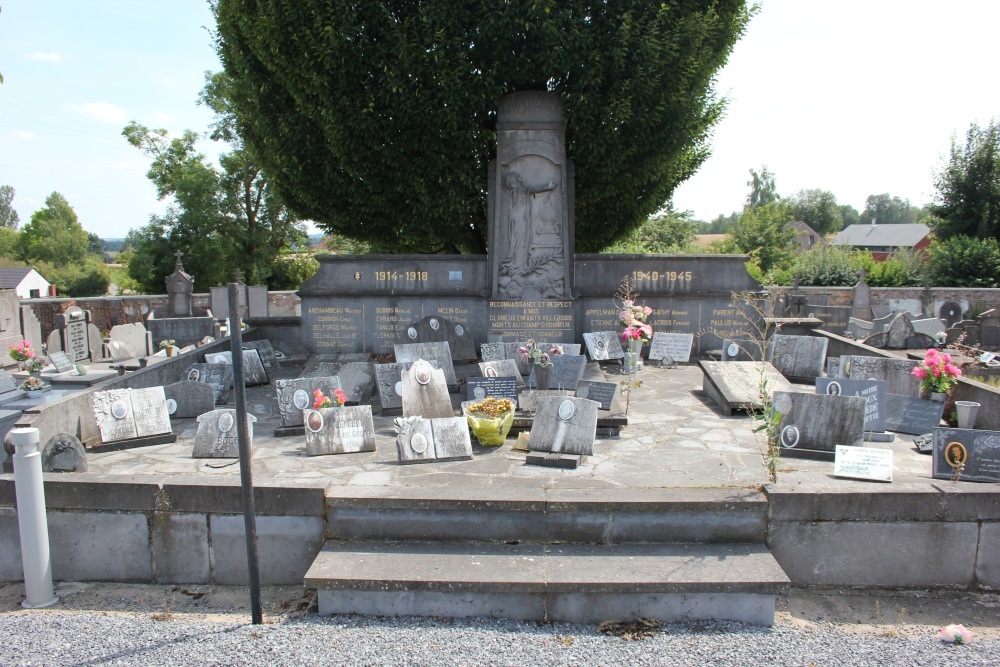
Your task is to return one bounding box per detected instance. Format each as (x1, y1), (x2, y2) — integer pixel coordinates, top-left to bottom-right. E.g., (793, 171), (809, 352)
(11, 427), (59, 608)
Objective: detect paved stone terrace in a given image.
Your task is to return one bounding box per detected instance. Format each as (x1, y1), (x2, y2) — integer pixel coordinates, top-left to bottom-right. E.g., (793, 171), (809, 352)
(82, 360), (941, 493)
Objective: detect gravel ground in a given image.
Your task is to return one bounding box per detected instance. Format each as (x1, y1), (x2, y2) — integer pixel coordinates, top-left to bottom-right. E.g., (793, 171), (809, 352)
(1, 584), (997, 666)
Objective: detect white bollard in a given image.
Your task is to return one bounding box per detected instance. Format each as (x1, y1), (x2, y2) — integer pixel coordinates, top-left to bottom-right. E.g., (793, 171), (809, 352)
(11, 427), (58, 608)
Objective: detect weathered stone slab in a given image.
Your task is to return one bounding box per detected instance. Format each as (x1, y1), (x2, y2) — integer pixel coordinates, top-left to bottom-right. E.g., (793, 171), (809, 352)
(529, 354), (586, 390)
(401, 315), (477, 362)
(92, 389), (139, 442)
(243, 340), (281, 375)
(274, 376), (342, 427)
(0, 369), (17, 394)
(815, 378), (887, 433)
(933, 428), (1000, 483)
(911, 317), (946, 339)
(721, 339), (760, 362)
(467, 376), (518, 404)
(842, 356), (921, 397)
(394, 342), (457, 385)
(47, 351), (74, 374)
(480, 342), (507, 361)
(771, 391), (866, 454)
(698, 361), (793, 416)
(769, 334), (828, 380)
(42, 433), (87, 473)
(304, 405), (376, 456)
(147, 316), (216, 348)
(648, 332), (694, 363)
(401, 359), (453, 420)
(164, 381), (217, 419)
(375, 362), (418, 410)
(108, 322), (152, 358)
(88, 323), (104, 361)
(517, 389), (571, 414)
(332, 362), (374, 404)
(478, 359), (525, 387)
(192, 409), (257, 458)
(204, 349), (269, 386)
(583, 332), (624, 361)
(130, 387), (173, 437)
(574, 381), (617, 411)
(106, 340), (134, 363)
(394, 415), (473, 464)
(885, 394), (945, 435)
(184, 363), (233, 404)
(528, 396), (600, 456)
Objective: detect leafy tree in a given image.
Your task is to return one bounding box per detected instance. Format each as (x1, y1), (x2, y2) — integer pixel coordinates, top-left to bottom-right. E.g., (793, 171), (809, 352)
(729, 200), (797, 277)
(850, 249), (925, 287)
(704, 211), (740, 234)
(0, 227), (18, 258)
(788, 246), (859, 287)
(745, 166), (780, 210)
(214, 0), (755, 253)
(929, 119), (1000, 241)
(18, 192), (89, 266)
(859, 193), (922, 225)
(839, 204), (860, 228)
(37, 257), (111, 298)
(788, 189), (843, 235)
(0, 185), (19, 229)
(601, 209), (700, 253)
(925, 235), (1000, 287)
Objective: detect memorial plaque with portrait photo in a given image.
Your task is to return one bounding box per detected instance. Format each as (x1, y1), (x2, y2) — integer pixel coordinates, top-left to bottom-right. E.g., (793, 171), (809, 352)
(932, 428), (1000, 483)
(304, 404), (376, 456)
(466, 376), (518, 404)
(583, 332), (624, 361)
(401, 359), (453, 419)
(815, 378), (886, 432)
(130, 386), (172, 437)
(394, 342), (457, 385)
(275, 376), (342, 427)
(192, 409), (257, 458)
(92, 389), (139, 443)
(394, 415), (473, 464)
(184, 363), (233, 404)
(163, 380), (216, 419)
(772, 391), (865, 454)
(721, 339), (759, 362)
(528, 396), (600, 456)
(477, 359), (524, 387)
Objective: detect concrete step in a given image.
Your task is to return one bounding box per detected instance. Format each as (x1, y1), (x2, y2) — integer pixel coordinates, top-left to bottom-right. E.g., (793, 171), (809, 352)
(304, 541), (789, 626)
(324, 486), (768, 544)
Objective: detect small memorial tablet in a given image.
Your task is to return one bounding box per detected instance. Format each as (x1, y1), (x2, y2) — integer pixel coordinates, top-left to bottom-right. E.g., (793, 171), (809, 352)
(47, 351), (75, 374)
(834, 445), (893, 482)
(773, 391), (866, 454)
(816, 378), (886, 432)
(884, 394), (945, 435)
(394, 342), (457, 385)
(394, 415), (473, 464)
(192, 409), (257, 458)
(467, 376), (518, 404)
(528, 396), (600, 456)
(932, 428), (1000, 483)
(163, 381), (216, 419)
(184, 363), (233, 404)
(130, 386), (172, 437)
(648, 333), (694, 363)
(769, 334), (828, 380)
(275, 376), (342, 427)
(575, 381), (617, 410)
(583, 332), (624, 361)
(304, 405), (376, 456)
(92, 389), (138, 442)
(530, 354), (586, 390)
(243, 340), (281, 374)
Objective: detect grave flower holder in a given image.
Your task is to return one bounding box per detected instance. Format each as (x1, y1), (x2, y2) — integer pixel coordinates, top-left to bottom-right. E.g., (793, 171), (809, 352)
(463, 398), (515, 447)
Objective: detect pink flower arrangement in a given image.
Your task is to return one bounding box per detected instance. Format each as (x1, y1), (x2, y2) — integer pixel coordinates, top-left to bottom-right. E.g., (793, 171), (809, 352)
(312, 388), (347, 409)
(618, 300), (653, 343)
(912, 348), (962, 394)
(939, 623), (975, 644)
(8, 340), (35, 363)
(519, 340), (563, 366)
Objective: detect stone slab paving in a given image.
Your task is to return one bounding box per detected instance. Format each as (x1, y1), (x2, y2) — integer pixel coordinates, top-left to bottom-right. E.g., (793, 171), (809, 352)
(78, 360), (942, 492)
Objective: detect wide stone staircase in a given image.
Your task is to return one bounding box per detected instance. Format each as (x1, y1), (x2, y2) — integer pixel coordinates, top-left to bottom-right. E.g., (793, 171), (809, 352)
(304, 486), (789, 626)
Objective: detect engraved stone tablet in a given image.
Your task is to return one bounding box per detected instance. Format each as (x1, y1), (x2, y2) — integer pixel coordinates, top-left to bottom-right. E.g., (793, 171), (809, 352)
(130, 386), (172, 437)
(333, 361), (375, 403)
(721, 339), (759, 362)
(480, 342), (507, 362)
(92, 389), (138, 442)
(575, 381), (617, 411)
(478, 359), (525, 387)
(42, 433), (87, 473)
(816, 378), (886, 432)
(648, 332), (694, 363)
(401, 359), (453, 420)
(374, 362), (423, 410)
(106, 340), (134, 363)
(698, 361), (793, 416)
(773, 391), (866, 453)
(0, 369), (17, 394)
(47, 351), (75, 373)
(163, 380), (217, 419)
(394, 415), (473, 464)
(583, 332), (624, 361)
(842, 356), (921, 397)
(394, 342), (457, 385)
(932, 428), (1000, 483)
(528, 396), (600, 456)
(275, 376), (342, 427)
(243, 340), (281, 375)
(205, 349), (269, 386)
(192, 409), (257, 458)
(184, 363), (233, 404)
(466, 376), (518, 404)
(528, 354), (587, 390)
(64, 319), (89, 361)
(884, 394), (946, 435)
(304, 404), (376, 456)
(769, 334), (829, 380)
(400, 315), (477, 362)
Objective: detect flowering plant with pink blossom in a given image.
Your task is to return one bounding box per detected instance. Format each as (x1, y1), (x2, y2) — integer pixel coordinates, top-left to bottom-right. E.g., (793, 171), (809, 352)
(912, 348), (962, 394)
(8, 340), (35, 363)
(615, 276), (653, 344)
(939, 623), (975, 644)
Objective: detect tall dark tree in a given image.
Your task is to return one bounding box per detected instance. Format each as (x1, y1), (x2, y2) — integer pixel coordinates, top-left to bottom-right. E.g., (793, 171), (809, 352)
(788, 189), (842, 235)
(214, 0), (754, 253)
(929, 119), (1000, 241)
(0, 185), (19, 229)
(745, 166), (780, 211)
(859, 193), (922, 225)
(18, 192), (89, 266)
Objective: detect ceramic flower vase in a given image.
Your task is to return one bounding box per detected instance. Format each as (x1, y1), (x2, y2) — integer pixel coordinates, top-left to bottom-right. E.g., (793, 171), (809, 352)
(623, 338), (643, 374)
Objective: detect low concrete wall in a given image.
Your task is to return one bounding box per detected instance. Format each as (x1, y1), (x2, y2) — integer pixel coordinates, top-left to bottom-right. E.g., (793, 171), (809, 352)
(0, 475), (326, 585)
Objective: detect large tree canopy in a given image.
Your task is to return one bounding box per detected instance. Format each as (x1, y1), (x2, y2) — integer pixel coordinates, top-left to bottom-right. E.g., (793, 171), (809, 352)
(214, 0), (753, 253)
(930, 119), (1000, 241)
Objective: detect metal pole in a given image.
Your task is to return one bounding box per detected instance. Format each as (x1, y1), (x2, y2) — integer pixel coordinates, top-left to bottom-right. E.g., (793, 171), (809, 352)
(11, 427), (59, 609)
(228, 281), (263, 625)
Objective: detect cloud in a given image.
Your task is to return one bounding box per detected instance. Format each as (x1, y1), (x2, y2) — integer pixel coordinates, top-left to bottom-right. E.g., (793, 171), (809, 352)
(153, 112), (174, 125)
(69, 102), (127, 125)
(21, 51), (61, 62)
(12, 130), (37, 140)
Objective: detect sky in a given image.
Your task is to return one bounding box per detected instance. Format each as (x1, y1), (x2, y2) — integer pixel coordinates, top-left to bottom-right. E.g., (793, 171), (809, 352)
(1, 1), (999, 239)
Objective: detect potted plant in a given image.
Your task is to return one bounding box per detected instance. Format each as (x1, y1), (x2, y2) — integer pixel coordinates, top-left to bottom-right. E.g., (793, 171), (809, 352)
(9, 340), (41, 373)
(159, 339), (177, 357)
(912, 348), (962, 401)
(463, 397), (515, 446)
(519, 340), (563, 390)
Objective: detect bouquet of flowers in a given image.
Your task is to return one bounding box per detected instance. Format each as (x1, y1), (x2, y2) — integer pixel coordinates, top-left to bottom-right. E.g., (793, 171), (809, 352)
(9, 340), (36, 363)
(519, 340), (563, 367)
(615, 276), (653, 344)
(21, 376), (45, 392)
(912, 348), (962, 394)
(312, 388), (348, 408)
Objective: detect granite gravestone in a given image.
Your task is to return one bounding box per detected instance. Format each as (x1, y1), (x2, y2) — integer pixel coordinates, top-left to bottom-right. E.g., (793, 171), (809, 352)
(583, 332), (624, 361)
(816, 378), (887, 433)
(19, 304), (44, 360)
(401, 315), (477, 362)
(466, 376), (518, 404)
(204, 349), (269, 386)
(528, 396), (600, 457)
(477, 359), (525, 387)
(163, 380), (216, 419)
(242, 340), (281, 376)
(0, 369), (18, 395)
(108, 322), (152, 358)
(648, 333), (694, 363)
(374, 361), (437, 410)
(771, 391), (866, 454)
(92, 388), (139, 442)
(401, 359), (454, 420)
(841, 356), (922, 397)
(59, 308), (91, 362)
(47, 351), (74, 374)
(41, 433), (87, 473)
(274, 376), (342, 427)
(147, 316), (217, 348)
(932, 428), (1000, 483)
(106, 340), (135, 363)
(769, 334), (829, 380)
(192, 409), (257, 458)
(394, 415), (473, 464)
(574, 381), (617, 411)
(332, 362), (374, 404)
(480, 342), (507, 362)
(884, 394), (946, 435)
(304, 404), (376, 456)
(529, 354), (586, 390)
(721, 339), (759, 362)
(184, 363), (233, 404)
(130, 387), (173, 438)
(394, 342), (457, 385)
(698, 360), (793, 416)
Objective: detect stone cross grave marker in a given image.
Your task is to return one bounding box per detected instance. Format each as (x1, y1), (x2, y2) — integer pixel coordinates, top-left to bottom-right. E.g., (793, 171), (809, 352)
(394, 415), (473, 464)
(815, 378), (886, 433)
(932, 428), (1000, 483)
(575, 381), (617, 411)
(304, 404), (376, 456)
(583, 332), (624, 361)
(192, 409), (257, 458)
(768, 334), (829, 380)
(394, 342), (457, 385)
(771, 391), (865, 454)
(528, 396), (600, 456)
(402, 359), (454, 420)
(648, 332), (694, 363)
(274, 376), (342, 427)
(184, 363), (233, 404)
(163, 380), (217, 419)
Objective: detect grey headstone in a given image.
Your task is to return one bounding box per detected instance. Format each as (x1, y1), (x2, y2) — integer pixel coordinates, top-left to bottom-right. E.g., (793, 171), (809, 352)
(163, 381), (216, 419)
(698, 361), (794, 416)
(205, 349), (269, 386)
(846, 317), (875, 341)
(575, 381), (617, 410)
(304, 404), (376, 456)
(88, 323), (103, 361)
(192, 409), (256, 458)
(394, 415), (473, 464)
(583, 332), (624, 361)
(374, 362), (409, 410)
(0, 369), (18, 394)
(528, 396), (600, 456)
(980, 310), (1000, 348)
(333, 361), (375, 403)
(401, 315), (477, 362)
(478, 359), (524, 387)
(769, 334), (829, 380)
(106, 340), (134, 363)
(243, 340), (280, 375)
(394, 342), (457, 385)
(721, 339), (759, 362)
(480, 342), (507, 361)
(109, 322), (152, 358)
(64, 319), (89, 361)
(46, 329), (62, 355)
(911, 317), (946, 339)
(529, 354), (586, 390)
(274, 376), (342, 427)
(184, 363), (233, 404)
(932, 428), (1000, 483)
(247, 285), (269, 319)
(773, 391), (866, 453)
(47, 351), (74, 373)
(130, 386), (173, 437)
(815, 378), (887, 432)
(648, 332), (694, 363)
(884, 394), (946, 435)
(147, 316), (217, 348)
(41, 433), (87, 473)
(92, 388), (139, 443)
(466, 376), (518, 404)
(842, 356), (921, 397)
(401, 359), (453, 420)
(20, 305), (44, 357)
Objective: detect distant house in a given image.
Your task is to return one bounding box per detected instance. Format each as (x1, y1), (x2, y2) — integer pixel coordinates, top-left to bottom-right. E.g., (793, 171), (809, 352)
(830, 223), (932, 260)
(792, 221), (825, 253)
(0, 267), (52, 298)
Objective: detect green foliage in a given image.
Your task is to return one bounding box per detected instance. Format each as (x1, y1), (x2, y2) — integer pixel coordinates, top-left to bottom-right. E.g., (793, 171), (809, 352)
(788, 189), (843, 235)
(852, 249), (926, 287)
(269, 252), (320, 290)
(788, 246), (858, 286)
(703, 211), (739, 234)
(839, 203), (860, 227)
(745, 166), (780, 210)
(214, 0), (754, 253)
(601, 209), (700, 254)
(35, 257), (111, 297)
(859, 193), (923, 225)
(729, 200), (797, 275)
(0, 226), (18, 258)
(0, 185), (19, 229)
(18, 192), (89, 266)
(930, 119), (1000, 241)
(925, 235), (1000, 287)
